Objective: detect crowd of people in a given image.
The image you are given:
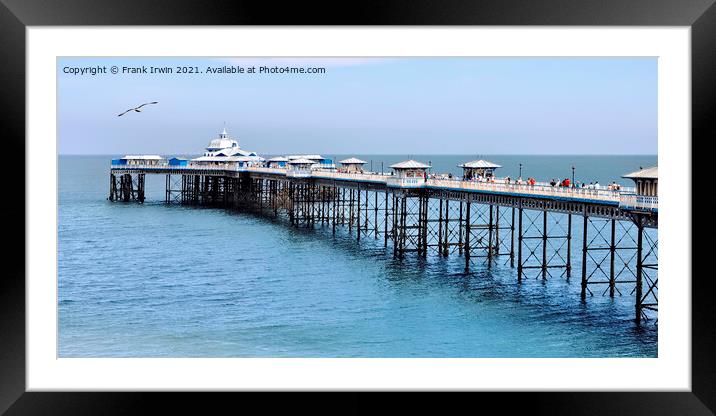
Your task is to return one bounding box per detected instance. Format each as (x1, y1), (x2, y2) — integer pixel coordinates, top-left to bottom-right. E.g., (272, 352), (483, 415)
(431, 172), (624, 193)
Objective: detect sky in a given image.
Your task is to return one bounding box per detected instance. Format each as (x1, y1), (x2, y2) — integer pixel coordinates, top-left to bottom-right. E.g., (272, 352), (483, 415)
(57, 57), (657, 155)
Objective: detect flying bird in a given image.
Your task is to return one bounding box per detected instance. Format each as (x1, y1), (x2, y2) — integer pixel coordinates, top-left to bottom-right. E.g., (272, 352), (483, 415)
(117, 101), (159, 117)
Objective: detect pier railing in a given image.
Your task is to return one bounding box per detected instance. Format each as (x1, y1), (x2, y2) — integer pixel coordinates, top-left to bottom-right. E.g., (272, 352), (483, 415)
(238, 166), (287, 175)
(286, 168), (313, 178)
(618, 194), (658, 211)
(426, 178), (624, 202)
(314, 170), (392, 183)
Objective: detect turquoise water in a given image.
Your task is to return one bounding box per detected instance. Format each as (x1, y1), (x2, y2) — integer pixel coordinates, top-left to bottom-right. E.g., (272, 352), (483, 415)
(58, 155), (657, 357)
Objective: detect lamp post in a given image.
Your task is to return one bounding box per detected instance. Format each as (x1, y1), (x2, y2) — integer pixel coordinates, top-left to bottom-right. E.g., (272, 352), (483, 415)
(381, 161), (384, 175)
(519, 163), (523, 179)
(571, 165), (575, 184)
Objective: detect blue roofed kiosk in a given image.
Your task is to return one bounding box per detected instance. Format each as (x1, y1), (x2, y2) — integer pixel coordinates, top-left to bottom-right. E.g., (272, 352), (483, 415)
(168, 157), (188, 167)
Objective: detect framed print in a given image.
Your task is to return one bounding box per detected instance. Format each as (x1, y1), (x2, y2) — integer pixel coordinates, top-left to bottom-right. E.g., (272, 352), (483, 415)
(2, 0), (712, 414)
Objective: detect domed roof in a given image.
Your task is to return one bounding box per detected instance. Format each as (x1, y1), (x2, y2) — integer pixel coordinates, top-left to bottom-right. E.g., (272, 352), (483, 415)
(207, 137), (238, 150)
(206, 127), (239, 151)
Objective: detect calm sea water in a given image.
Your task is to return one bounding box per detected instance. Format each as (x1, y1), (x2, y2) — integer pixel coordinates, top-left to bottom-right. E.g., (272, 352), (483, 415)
(59, 154), (657, 357)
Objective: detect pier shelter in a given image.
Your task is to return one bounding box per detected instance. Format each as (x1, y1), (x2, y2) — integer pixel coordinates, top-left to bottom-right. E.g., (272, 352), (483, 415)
(620, 166), (658, 212)
(622, 166), (658, 197)
(388, 160), (430, 188)
(338, 157), (367, 173)
(458, 159), (501, 180)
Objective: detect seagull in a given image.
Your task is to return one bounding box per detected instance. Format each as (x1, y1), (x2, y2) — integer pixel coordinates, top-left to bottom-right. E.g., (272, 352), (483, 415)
(117, 101), (159, 117)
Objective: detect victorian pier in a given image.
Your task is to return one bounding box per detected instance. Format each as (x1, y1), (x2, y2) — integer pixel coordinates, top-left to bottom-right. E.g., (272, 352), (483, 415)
(108, 129), (658, 324)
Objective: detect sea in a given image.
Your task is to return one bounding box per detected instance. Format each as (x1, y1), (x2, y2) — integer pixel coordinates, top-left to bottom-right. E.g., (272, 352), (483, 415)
(59, 154), (658, 357)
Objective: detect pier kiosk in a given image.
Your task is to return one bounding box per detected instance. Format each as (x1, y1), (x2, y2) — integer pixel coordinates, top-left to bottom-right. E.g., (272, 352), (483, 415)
(388, 160), (430, 188)
(287, 158), (316, 178)
(267, 157), (289, 168)
(458, 159), (501, 181)
(338, 157), (367, 173)
(620, 166), (658, 211)
(168, 157), (188, 167)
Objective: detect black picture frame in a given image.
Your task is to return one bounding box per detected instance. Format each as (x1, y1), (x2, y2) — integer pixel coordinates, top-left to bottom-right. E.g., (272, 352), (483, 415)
(1, 0), (710, 414)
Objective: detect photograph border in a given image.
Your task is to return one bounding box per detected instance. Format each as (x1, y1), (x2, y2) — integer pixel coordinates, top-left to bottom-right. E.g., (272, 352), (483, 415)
(2, 0), (712, 413)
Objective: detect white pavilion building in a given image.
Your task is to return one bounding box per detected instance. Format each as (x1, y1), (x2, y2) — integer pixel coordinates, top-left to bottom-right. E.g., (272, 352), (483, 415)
(192, 127), (264, 167)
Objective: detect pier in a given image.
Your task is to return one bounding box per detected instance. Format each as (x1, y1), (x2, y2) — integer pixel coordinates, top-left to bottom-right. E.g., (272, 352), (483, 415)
(108, 130), (658, 324)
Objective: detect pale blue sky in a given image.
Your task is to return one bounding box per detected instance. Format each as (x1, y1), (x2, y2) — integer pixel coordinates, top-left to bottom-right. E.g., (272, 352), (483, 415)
(58, 57), (657, 155)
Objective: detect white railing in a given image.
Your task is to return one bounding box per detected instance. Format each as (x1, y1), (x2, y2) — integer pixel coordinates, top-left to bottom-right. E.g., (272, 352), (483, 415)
(285, 169), (312, 178)
(313, 170), (390, 182)
(387, 177), (426, 188)
(619, 194), (658, 210)
(240, 166), (287, 174)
